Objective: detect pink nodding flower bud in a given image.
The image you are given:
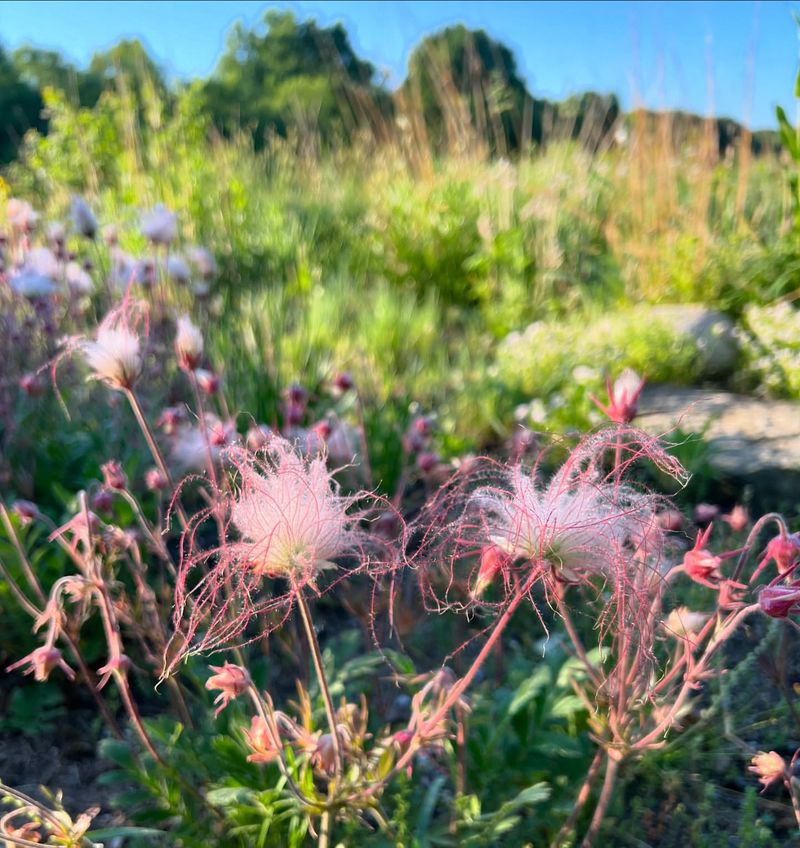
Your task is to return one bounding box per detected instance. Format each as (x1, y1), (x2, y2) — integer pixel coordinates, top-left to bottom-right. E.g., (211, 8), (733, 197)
(312, 419), (332, 442)
(749, 751), (787, 789)
(590, 368), (645, 425)
(682, 525), (723, 587)
(471, 545), (510, 599)
(20, 372), (46, 397)
(693, 502), (720, 525)
(286, 383), (308, 405)
(412, 415), (434, 436)
(332, 371), (354, 394)
(416, 452), (440, 474)
(392, 729), (414, 752)
(722, 504), (750, 533)
(194, 368), (220, 395)
(145, 467), (169, 492)
(12, 499), (40, 525)
(246, 424), (273, 452)
(244, 715), (281, 763)
(312, 734), (337, 774)
(175, 316), (203, 371)
(91, 489), (114, 514)
(284, 400), (305, 427)
(205, 662), (251, 716)
(763, 534), (800, 578)
(97, 654), (131, 688)
(6, 646), (75, 682)
(156, 405), (186, 435)
(101, 460), (127, 490)
(758, 584), (800, 619)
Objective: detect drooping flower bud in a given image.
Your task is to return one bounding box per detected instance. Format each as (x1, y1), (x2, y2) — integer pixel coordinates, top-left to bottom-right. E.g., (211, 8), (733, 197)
(6, 645), (75, 682)
(101, 460), (127, 491)
(205, 662), (251, 716)
(194, 368), (220, 395)
(244, 715), (281, 763)
(471, 545), (509, 599)
(141, 204), (177, 245)
(145, 467), (169, 492)
(175, 315), (203, 371)
(749, 751), (786, 789)
(758, 584), (800, 619)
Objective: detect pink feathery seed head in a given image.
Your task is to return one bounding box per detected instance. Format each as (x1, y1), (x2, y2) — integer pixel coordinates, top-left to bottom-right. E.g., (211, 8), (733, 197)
(175, 315), (203, 371)
(195, 368), (221, 396)
(6, 646), (75, 682)
(205, 662), (251, 716)
(71, 195), (97, 240)
(227, 440), (356, 580)
(81, 299), (147, 391)
(590, 368), (645, 425)
(166, 439), (386, 672)
(758, 583), (800, 619)
(749, 751), (787, 790)
(101, 460), (127, 491)
(723, 504), (750, 533)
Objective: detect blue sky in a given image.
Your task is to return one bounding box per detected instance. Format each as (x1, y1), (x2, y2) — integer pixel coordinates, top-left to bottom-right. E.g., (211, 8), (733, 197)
(1, 1), (799, 129)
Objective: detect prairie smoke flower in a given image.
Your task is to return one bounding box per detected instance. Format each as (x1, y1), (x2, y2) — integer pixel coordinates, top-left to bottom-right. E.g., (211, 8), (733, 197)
(244, 715), (282, 764)
(82, 305), (144, 391)
(682, 525), (724, 588)
(228, 441), (355, 580)
(47, 221), (66, 249)
(590, 368), (645, 424)
(157, 405), (187, 435)
(471, 544), (510, 599)
(167, 255), (191, 284)
(19, 372), (46, 397)
(694, 502), (720, 524)
(65, 261), (94, 295)
(167, 440), (372, 669)
(175, 315), (203, 370)
(657, 509), (684, 531)
(145, 467), (169, 492)
(195, 368), (220, 395)
(101, 460), (127, 490)
(169, 424), (221, 473)
(722, 504), (750, 533)
(205, 662), (251, 715)
(12, 499), (40, 524)
(752, 533), (800, 582)
(97, 654), (131, 688)
(9, 266), (58, 299)
(140, 203), (177, 245)
(246, 424), (274, 452)
(749, 751), (786, 789)
(332, 371), (354, 394)
(758, 583), (800, 618)
(6, 646), (75, 682)
(7, 198), (39, 232)
(187, 246), (217, 279)
(71, 195), (97, 239)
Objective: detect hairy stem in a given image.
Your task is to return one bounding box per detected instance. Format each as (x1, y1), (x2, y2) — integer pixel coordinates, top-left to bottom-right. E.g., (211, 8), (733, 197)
(580, 755), (619, 848)
(551, 748), (605, 848)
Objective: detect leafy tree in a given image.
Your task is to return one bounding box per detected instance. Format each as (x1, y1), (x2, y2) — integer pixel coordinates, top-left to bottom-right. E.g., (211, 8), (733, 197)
(402, 25), (539, 152)
(203, 10), (388, 144)
(0, 45), (45, 165)
(11, 46), (103, 108)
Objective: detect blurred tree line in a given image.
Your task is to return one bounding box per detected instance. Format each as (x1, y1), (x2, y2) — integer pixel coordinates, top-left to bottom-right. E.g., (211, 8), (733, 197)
(0, 9), (779, 166)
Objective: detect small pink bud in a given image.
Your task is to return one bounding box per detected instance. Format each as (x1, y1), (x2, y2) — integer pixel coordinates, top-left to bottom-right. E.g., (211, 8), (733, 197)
(392, 729), (414, 752)
(194, 368), (220, 395)
(246, 424), (273, 452)
(97, 654), (131, 688)
(590, 369), (645, 425)
(7, 645), (75, 682)
(683, 525), (722, 586)
(312, 734), (337, 774)
(722, 504), (750, 533)
(19, 372), (46, 397)
(156, 406), (186, 435)
(145, 467), (169, 492)
(471, 545), (509, 598)
(91, 489), (114, 514)
(693, 503), (720, 524)
(12, 499), (40, 524)
(101, 460), (127, 490)
(312, 419), (332, 442)
(416, 452), (439, 474)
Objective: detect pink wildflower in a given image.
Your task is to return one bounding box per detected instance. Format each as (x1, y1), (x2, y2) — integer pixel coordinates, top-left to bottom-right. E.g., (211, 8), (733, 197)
(175, 315), (203, 371)
(6, 646), (75, 682)
(751, 533), (800, 583)
(101, 460), (127, 490)
(244, 715), (282, 764)
(590, 369), (645, 425)
(749, 751), (786, 790)
(758, 583), (800, 619)
(722, 504), (750, 533)
(682, 525), (724, 588)
(205, 662), (251, 716)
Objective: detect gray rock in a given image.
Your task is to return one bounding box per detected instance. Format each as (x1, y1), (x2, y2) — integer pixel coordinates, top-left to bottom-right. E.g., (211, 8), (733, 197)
(637, 385), (800, 506)
(644, 304), (738, 377)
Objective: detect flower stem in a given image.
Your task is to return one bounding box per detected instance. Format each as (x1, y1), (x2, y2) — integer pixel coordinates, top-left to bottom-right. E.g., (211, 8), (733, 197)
(294, 588), (343, 780)
(580, 754), (619, 848)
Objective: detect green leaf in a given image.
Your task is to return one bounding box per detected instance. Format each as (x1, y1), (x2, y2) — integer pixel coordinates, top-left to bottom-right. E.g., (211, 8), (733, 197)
(87, 826), (166, 840)
(508, 666), (551, 716)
